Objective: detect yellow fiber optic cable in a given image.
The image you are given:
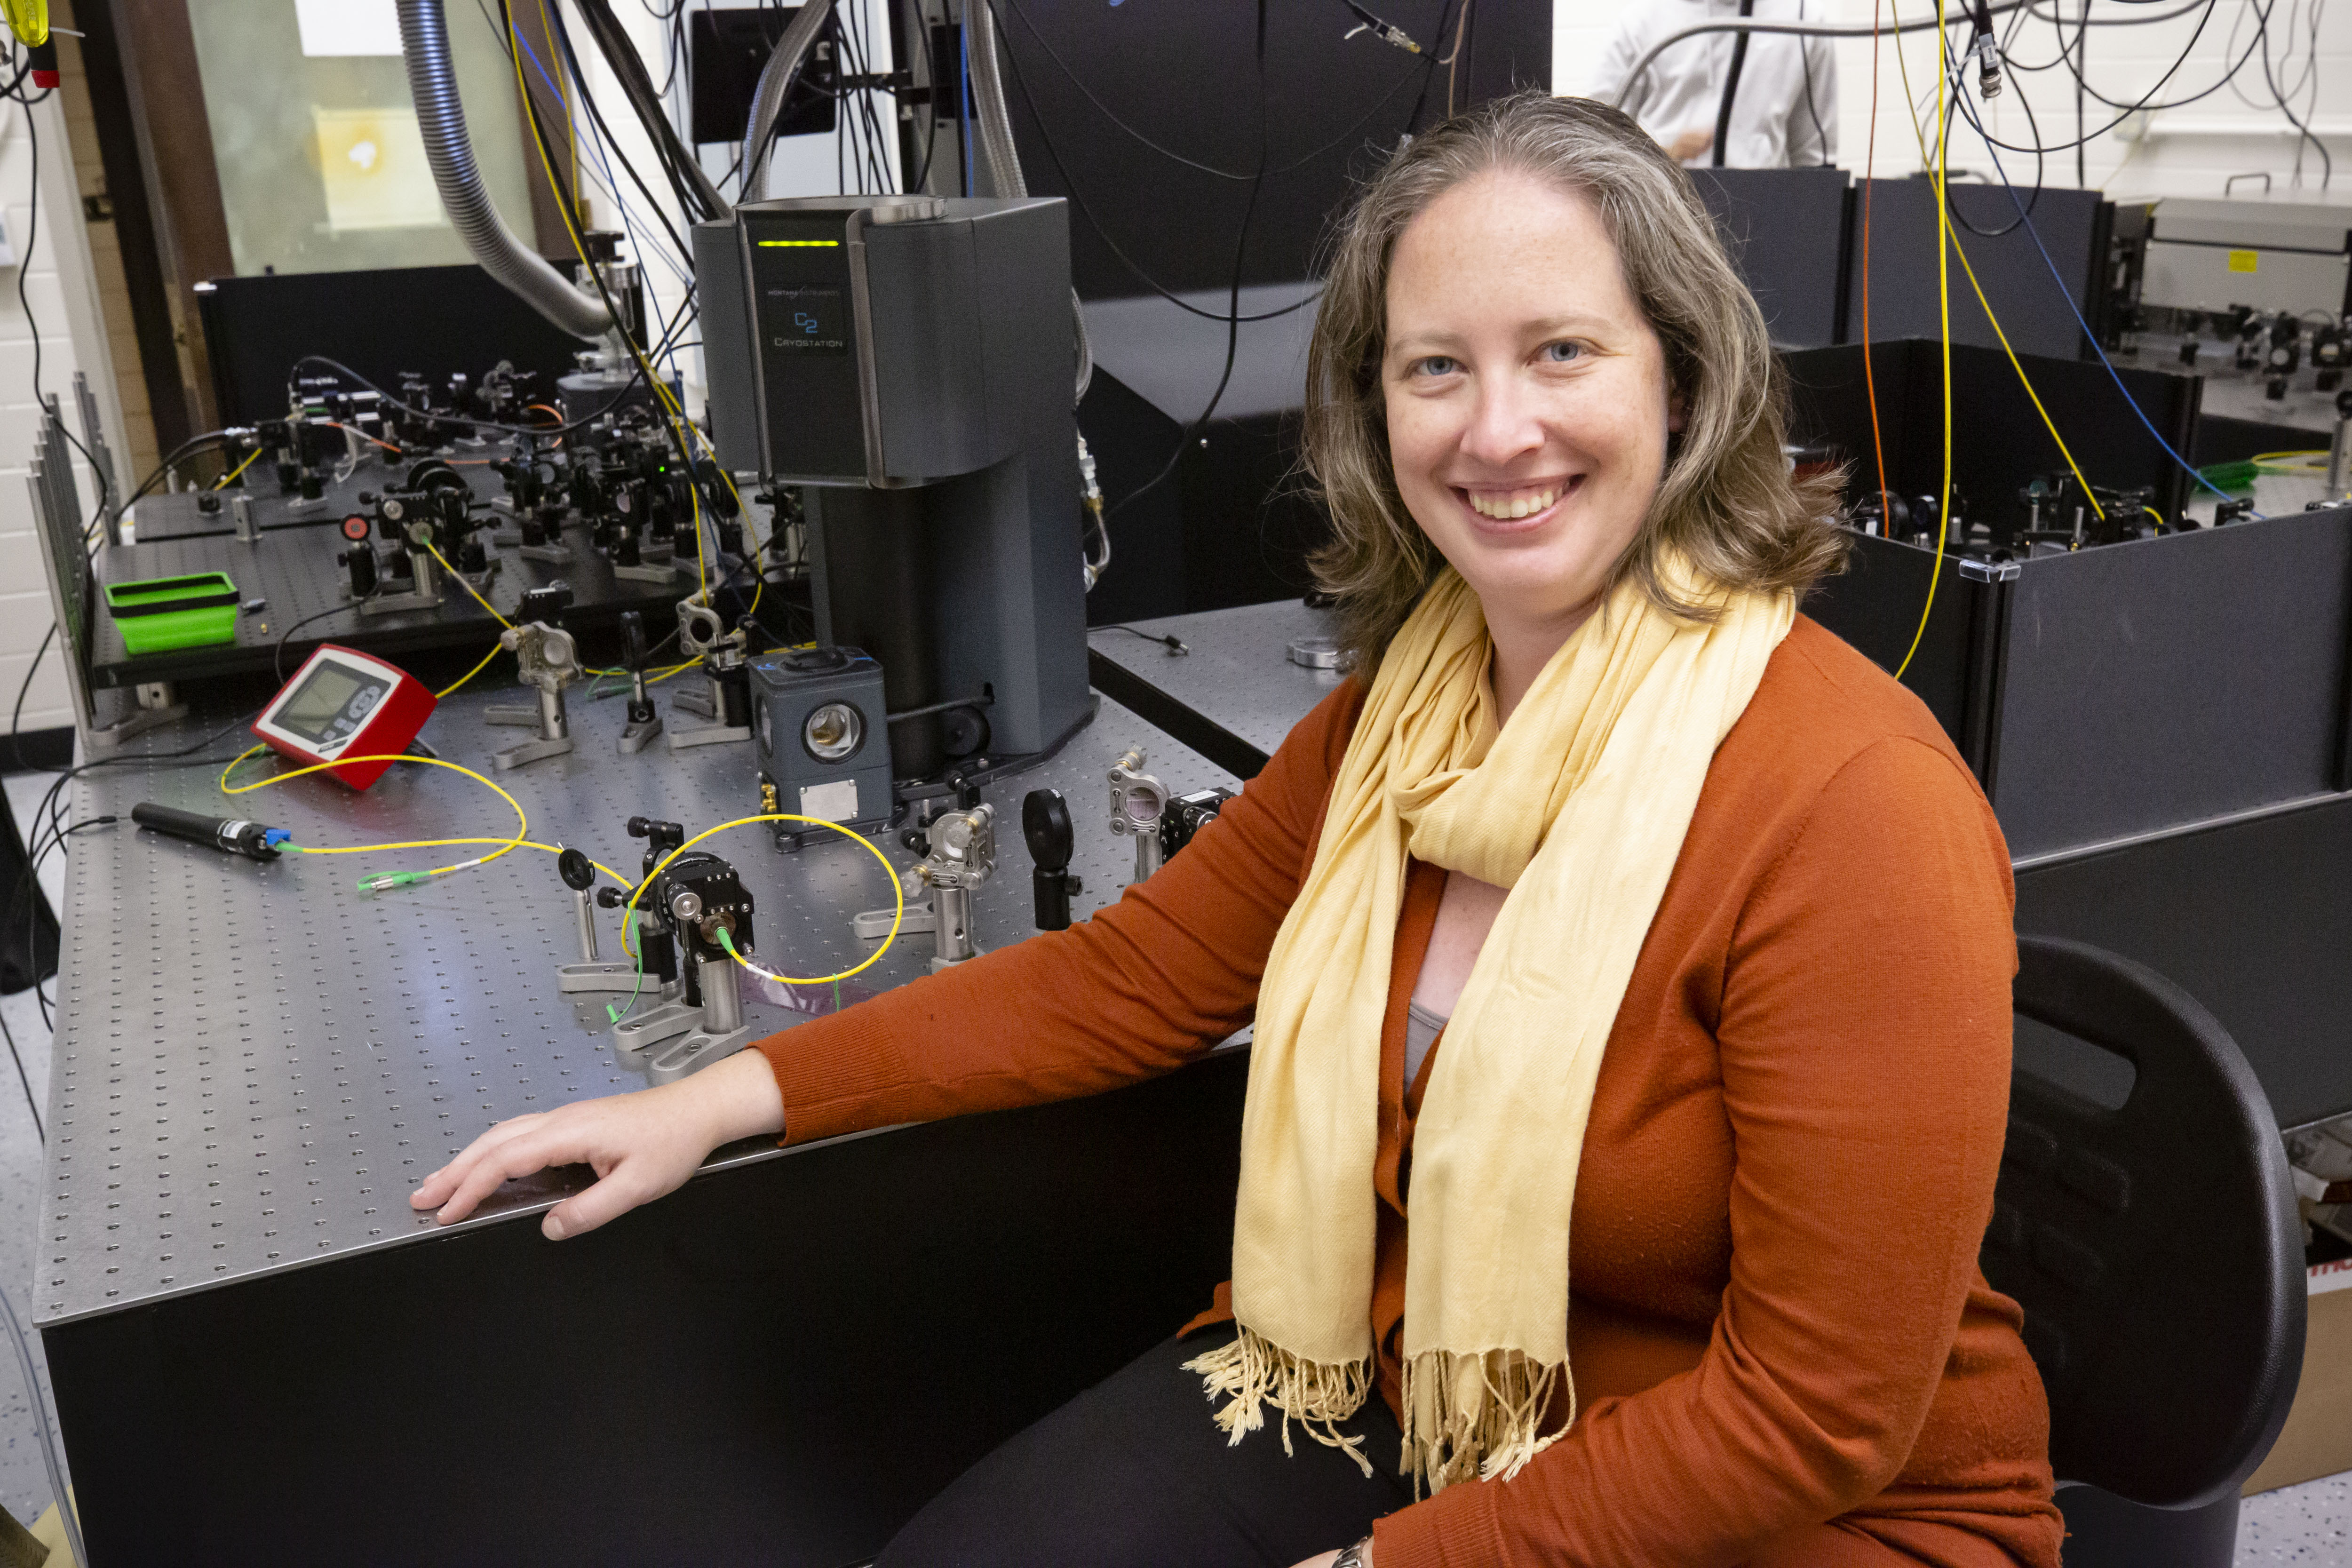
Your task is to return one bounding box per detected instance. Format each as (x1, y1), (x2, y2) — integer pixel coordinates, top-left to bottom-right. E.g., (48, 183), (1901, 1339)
(504, 1), (711, 607)
(219, 752), (644, 890)
(421, 540), (516, 629)
(435, 641), (507, 700)
(623, 814), (906, 986)
(217, 742), (267, 792)
(221, 749), (532, 886)
(1892, 0), (1955, 684)
(344, 836), (631, 888)
(1947, 239), (2104, 522)
(214, 448), (262, 491)
(1884, 0), (2102, 524)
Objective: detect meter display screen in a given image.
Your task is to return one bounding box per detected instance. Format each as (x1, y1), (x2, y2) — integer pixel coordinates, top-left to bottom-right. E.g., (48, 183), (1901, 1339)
(274, 663), (391, 747)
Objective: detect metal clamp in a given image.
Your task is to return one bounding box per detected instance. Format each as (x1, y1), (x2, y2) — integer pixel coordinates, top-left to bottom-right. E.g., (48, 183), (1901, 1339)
(358, 519), (448, 616)
(917, 803), (994, 973)
(486, 621), (581, 770)
(850, 804), (997, 971)
(668, 598), (752, 748)
(1108, 748), (1168, 883)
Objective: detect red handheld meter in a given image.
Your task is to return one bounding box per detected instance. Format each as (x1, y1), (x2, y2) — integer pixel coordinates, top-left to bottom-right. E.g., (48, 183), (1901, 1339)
(252, 644), (437, 790)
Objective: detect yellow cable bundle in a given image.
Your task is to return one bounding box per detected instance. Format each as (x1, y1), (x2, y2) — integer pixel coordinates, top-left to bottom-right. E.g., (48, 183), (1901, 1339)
(0, 0), (47, 48)
(504, 0), (711, 606)
(1892, 0), (1956, 684)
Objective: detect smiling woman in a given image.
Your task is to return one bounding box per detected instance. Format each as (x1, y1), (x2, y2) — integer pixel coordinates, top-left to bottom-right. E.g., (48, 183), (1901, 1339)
(414, 91), (2059, 1568)
(1305, 92), (1846, 686)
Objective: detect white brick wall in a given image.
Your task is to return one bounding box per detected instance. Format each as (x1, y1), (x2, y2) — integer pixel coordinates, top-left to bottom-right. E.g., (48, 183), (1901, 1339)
(0, 92), (109, 736)
(1557, 0), (2352, 201)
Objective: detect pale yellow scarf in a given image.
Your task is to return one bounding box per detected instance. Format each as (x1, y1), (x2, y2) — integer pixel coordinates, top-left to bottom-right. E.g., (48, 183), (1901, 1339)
(1188, 562), (1793, 1492)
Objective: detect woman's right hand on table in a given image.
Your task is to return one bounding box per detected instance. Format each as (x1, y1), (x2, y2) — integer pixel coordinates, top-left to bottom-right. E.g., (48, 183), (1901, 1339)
(410, 1048), (785, 1240)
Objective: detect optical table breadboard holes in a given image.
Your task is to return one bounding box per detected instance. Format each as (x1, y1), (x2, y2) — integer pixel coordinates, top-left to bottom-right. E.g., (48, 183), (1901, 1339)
(1086, 601), (1344, 771)
(35, 683), (1238, 1326)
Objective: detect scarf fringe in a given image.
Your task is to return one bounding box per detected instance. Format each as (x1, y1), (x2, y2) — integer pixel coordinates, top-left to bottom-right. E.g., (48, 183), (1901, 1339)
(1184, 1327), (1375, 1477)
(1399, 1348), (1571, 1495)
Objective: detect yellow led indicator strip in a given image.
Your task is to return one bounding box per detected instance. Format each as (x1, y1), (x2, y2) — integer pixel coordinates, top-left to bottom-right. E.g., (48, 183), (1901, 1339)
(757, 239), (840, 247)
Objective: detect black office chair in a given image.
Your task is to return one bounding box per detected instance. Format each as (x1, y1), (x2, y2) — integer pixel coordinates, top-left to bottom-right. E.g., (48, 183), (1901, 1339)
(1986, 936), (2307, 1568)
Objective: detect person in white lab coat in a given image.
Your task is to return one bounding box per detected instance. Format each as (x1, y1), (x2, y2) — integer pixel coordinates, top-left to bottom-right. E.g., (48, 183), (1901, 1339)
(1589, 0), (1837, 170)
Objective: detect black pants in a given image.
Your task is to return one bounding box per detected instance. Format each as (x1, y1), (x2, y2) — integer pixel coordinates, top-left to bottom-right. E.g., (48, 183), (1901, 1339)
(878, 1327), (1415, 1568)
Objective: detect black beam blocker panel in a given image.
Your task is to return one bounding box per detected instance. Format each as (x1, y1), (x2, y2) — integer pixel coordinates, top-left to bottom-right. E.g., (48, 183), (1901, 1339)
(198, 265), (597, 427)
(1990, 508), (2352, 862)
(1854, 180), (2113, 361)
(1688, 166), (1853, 349)
(989, 0), (1550, 301)
(1782, 339), (2201, 545)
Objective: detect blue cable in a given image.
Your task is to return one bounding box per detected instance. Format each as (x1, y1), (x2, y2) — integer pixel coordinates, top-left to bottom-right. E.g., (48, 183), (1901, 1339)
(1956, 91), (2255, 517)
(960, 18), (975, 198)
(509, 21), (696, 293)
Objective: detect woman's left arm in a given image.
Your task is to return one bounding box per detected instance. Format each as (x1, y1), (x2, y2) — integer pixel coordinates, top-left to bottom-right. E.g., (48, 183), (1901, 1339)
(1374, 736), (2019, 1568)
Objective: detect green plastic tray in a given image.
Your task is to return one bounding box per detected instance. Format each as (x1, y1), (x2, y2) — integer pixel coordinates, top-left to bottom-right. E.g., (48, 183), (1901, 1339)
(102, 572), (241, 655)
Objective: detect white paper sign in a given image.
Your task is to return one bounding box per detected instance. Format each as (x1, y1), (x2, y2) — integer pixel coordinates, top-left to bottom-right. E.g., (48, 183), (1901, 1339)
(295, 0), (403, 57)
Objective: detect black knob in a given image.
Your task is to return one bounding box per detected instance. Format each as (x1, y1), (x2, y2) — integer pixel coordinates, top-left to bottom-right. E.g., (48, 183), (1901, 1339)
(1025, 789), (1077, 933)
(196, 492), (222, 514)
(595, 885), (626, 909)
(1023, 789), (1073, 870)
(627, 817), (685, 853)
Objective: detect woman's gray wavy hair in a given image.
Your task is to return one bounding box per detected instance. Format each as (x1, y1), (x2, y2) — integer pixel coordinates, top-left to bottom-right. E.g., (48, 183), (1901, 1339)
(1304, 91), (1846, 672)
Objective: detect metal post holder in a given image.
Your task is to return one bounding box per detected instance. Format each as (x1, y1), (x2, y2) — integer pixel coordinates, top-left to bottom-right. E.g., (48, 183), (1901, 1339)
(1108, 748), (1168, 883)
(485, 621), (581, 771)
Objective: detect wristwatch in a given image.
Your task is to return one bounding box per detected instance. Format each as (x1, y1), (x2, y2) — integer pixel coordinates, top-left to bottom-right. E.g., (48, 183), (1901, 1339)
(1335, 1536), (1373, 1568)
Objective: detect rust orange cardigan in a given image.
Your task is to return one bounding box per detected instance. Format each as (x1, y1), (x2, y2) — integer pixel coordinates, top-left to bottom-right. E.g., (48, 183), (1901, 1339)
(754, 616), (2065, 1568)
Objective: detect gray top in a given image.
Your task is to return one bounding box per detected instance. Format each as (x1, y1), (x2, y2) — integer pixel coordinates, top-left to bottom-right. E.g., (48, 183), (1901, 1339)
(36, 684), (1238, 1327)
(1404, 998), (1449, 1092)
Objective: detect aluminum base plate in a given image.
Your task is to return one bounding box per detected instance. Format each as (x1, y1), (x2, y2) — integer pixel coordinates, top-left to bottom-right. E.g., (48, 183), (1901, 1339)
(493, 734), (577, 771)
(556, 960), (642, 994)
(642, 1026), (755, 1085)
(358, 587), (443, 616)
(667, 720), (749, 749)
